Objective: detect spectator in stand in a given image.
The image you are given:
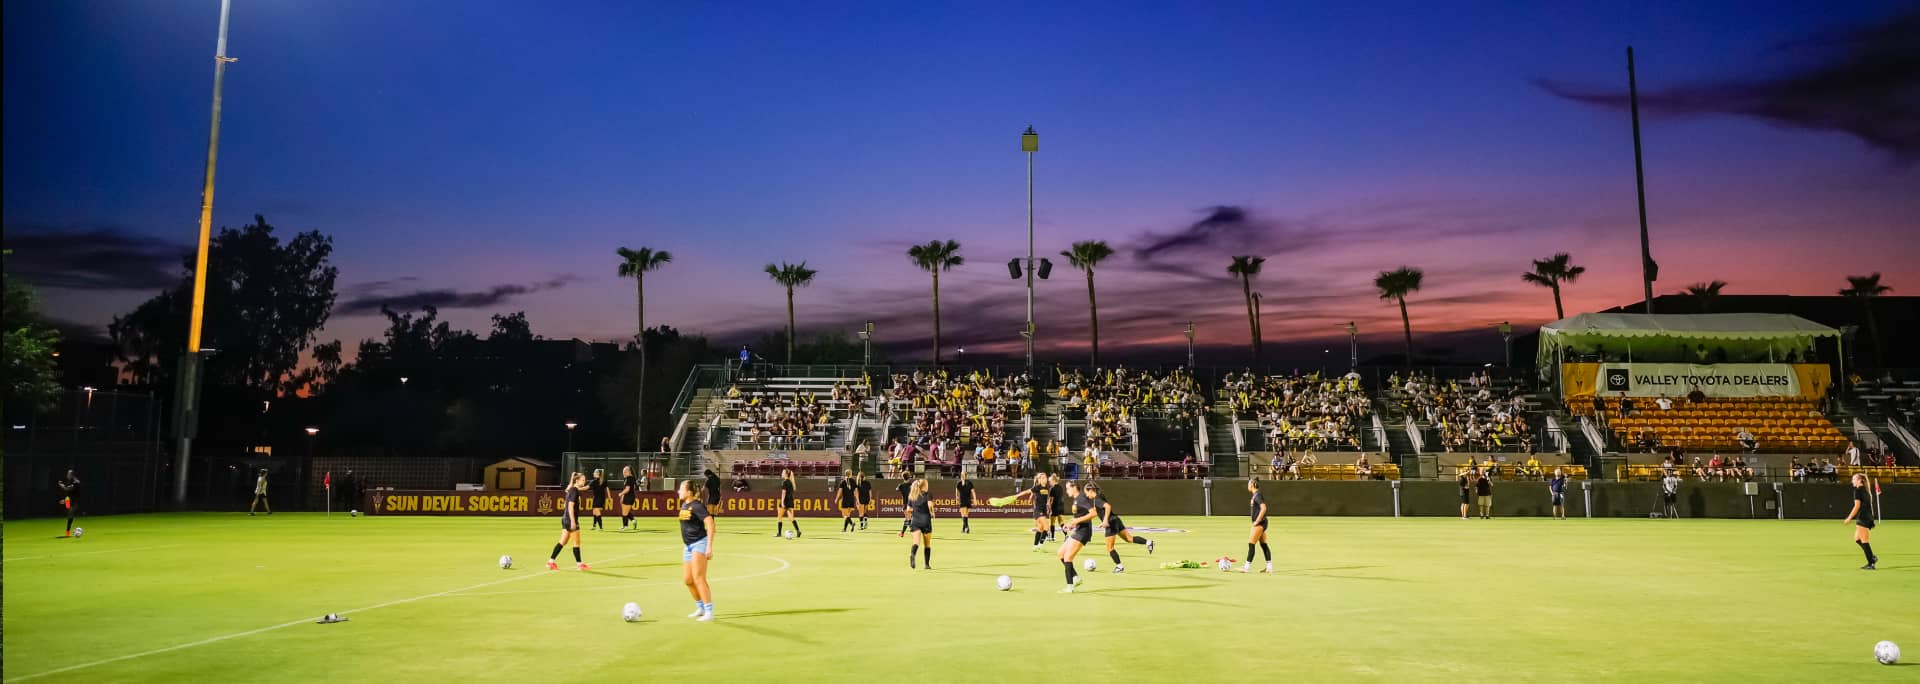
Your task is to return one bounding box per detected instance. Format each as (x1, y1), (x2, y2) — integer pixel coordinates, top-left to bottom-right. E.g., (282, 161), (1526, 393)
(1269, 453), (1284, 478)
(1791, 458), (1807, 482)
(1655, 394), (1674, 411)
(730, 475), (752, 492)
(1735, 428), (1758, 453)
(1636, 428), (1660, 453)
(1355, 454), (1373, 480)
(1706, 454), (1725, 481)
(1182, 453), (1197, 479)
(1591, 394), (1608, 422)
(1846, 443), (1861, 466)
(1618, 393), (1635, 418)
(1821, 458), (1838, 482)
(1687, 385), (1707, 404)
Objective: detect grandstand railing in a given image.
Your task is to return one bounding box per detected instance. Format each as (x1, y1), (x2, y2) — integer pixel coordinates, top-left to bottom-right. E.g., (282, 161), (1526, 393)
(1578, 416), (1611, 456)
(1404, 416), (1424, 453)
(670, 364), (732, 415)
(1196, 411), (1209, 465)
(1370, 414), (1389, 455)
(561, 451), (698, 483)
(1545, 415), (1570, 454)
(1888, 420), (1920, 463)
(1851, 417), (1886, 452)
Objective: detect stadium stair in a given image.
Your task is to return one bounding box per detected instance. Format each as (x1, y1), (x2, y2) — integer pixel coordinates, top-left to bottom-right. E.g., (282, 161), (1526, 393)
(1204, 406), (1240, 476)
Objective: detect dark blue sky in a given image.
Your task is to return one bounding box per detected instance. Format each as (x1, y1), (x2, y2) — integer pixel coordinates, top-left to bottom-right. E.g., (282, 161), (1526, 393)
(6, 1), (1915, 360)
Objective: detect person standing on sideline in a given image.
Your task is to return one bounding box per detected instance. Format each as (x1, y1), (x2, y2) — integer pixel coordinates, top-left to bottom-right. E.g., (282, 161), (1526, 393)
(339, 469), (360, 513)
(677, 479), (717, 620)
(587, 469), (609, 530)
(1548, 468), (1568, 520)
(955, 470), (976, 534)
(250, 469), (272, 516)
(1474, 468), (1494, 519)
(1843, 473), (1879, 570)
(703, 469), (723, 512)
(1846, 443), (1862, 467)
(58, 470), (81, 536)
(1457, 468), (1473, 519)
(1661, 471), (1681, 519)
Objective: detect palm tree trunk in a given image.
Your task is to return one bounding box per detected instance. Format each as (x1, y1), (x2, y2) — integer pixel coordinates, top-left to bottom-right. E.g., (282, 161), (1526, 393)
(1086, 270), (1100, 367)
(635, 273), (648, 452)
(1551, 283), (1564, 320)
(1398, 296), (1413, 368)
(785, 286), (796, 364)
(1864, 301), (1884, 368)
(1240, 276), (1257, 365)
(931, 271), (942, 365)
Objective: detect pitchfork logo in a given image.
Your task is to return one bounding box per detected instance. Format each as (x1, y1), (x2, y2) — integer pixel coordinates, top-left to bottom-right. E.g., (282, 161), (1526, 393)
(1605, 368), (1631, 392)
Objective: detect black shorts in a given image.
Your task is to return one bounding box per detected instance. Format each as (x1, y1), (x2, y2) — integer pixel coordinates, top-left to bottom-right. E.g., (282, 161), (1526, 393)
(858, 497), (873, 507)
(1033, 508), (1049, 520)
(1104, 516), (1127, 537)
(562, 515), (579, 532)
(1052, 505), (1066, 517)
(1858, 519), (1876, 530)
(621, 492), (637, 506)
(839, 498), (857, 509)
(1663, 492), (1676, 504)
(1459, 492), (1471, 505)
(909, 520), (932, 534)
(958, 497), (974, 509)
(1070, 527), (1093, 544)
(1253, 518), (1269, 529)
(1551, 493), (1565, 506)
(780, 496), (796, 509)
(590, 490), (608, 505)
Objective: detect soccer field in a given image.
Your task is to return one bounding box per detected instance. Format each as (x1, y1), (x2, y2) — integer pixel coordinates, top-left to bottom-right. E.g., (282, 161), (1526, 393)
(3, 513), (1913, 682)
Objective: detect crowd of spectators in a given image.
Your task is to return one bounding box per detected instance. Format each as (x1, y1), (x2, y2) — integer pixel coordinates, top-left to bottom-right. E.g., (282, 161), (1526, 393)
(724, 388), (831, 448)
(1389, 371), (1533, 453)
(1054, 367), (1204, 450)
(1224, 371), (1370, 451)
(885, 370), (1028, 446)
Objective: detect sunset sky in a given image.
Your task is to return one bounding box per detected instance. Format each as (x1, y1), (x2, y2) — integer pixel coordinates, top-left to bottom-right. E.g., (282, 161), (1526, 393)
(6, 1), (1916, 364)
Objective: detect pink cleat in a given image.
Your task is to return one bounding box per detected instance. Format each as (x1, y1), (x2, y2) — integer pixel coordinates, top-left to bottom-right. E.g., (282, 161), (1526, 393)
(545, 559), (558, 571)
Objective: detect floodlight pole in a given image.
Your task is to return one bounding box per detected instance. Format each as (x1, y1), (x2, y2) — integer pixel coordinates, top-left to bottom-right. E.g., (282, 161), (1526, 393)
(1022, 126), (1038, 377)
(174, 0), (236, 505)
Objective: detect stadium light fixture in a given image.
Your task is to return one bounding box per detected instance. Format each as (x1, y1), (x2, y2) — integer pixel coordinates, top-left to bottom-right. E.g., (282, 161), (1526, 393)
(174, 0), (237, 506)
(1184, 322), (1196, 370)
(305, 427), (320, 436)
(1021, 125), (1038, 377)
(1498, 321), (1514, 368)
(1343, 322), (1359, 371)
(564, 421), (578, 452)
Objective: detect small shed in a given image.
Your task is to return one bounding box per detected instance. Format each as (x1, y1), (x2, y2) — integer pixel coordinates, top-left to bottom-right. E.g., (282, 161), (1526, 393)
(483, 457), (556, 491)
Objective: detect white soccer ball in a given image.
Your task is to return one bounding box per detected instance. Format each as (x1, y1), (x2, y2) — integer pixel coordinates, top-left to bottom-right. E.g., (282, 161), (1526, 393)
(1083, 558), (1097, 572)
(996, 575), (1013, 591)
(783, 530), (795, 539)
(498, 555), (513, 570)
(1876, 640), (1901, 665)
(1217, 558), (1233, 572)
(350, 510), (360, 517)
(621, 602), (643, 622)
(72, 527), (83, 538)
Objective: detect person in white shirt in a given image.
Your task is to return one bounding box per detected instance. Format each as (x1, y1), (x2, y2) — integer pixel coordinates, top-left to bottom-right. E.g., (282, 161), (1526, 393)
(1846, 443), (1861, 466)
(1655, 395), (1674, 411)
(1661, 473), (1681, 519)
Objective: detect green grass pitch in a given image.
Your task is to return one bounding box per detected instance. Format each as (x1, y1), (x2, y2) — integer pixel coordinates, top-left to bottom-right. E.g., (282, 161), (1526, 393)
(4, 513), (1915, 682)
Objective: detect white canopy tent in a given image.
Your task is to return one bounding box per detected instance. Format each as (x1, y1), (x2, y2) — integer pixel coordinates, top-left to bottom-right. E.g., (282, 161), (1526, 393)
(1537, 313), (1843, 381)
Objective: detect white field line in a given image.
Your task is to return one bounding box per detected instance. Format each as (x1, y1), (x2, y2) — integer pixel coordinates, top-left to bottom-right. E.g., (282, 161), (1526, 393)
(3, 544), (184, 563)
(447, 553), (791, 598)
(4, 550), (646, 683)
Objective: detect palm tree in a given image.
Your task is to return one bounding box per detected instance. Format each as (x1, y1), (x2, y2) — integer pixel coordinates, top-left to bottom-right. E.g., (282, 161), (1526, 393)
(1683, 280), (1727, 313)
(1840, 273), (1893, 368)
(1520, 252), (1585, 320)
(907, 240), (964, 364)
(1226, 255), (1266, 364)
(1374, 266), (1425, 367)
(1061, 240), (1115, 366)
(616, 246), (672, 451)
(763, 261), (818, 364)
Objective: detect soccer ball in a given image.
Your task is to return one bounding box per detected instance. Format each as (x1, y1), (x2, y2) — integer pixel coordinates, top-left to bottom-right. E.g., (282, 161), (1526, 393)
(350, 510), (360, 517)
(1217, 558), (1233, 572)
(621, 602), (643, 622)
(1083, 558), (1097, 572)
(72, 527), (83, 538)
(1876, 640), (1901, 665)
(996, 575), (1013, 591)
(498, 555), (513, 570)
(783, 530), (795, 539)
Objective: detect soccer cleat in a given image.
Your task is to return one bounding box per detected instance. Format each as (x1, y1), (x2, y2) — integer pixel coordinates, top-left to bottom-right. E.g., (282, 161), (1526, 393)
(545, 559), (558, 571)
(687, 607), (705, 618)
(1112, 564), (1125, 574)
(576, 563), (590, 571)
(1238, 563), (1251, 573)
(696, 611), (714, 622)
(1058, 585), (1076, 594)
(1073, 575), (1083, 586)
(1146, 539), (1155, 554)
(1862, 563), (1877, 570)
(910, 556), (917, 569)
(1264, 562), (1274, 574)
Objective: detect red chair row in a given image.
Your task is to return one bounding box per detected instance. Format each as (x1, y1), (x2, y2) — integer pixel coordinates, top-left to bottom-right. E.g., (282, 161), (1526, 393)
(731, 459), (841, 477)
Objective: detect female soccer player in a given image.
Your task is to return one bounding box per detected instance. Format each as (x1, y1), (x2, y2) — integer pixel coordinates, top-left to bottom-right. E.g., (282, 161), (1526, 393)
(906, 478), (935, 569)
(855, 472), (874, 530)
(587, 468), (608, 530)
(776, 468), (801, 538)
(677, 479), (717, 621)
(999, 474), (1053, 549)
(1242, 478), (1272, 573)
(837, 470), (859, 532)
(1056, 480), (1099, 593)
(1048, 473), (1068, 541)
(1843, 472), (1879, 570)
(547, 472), (590, 571)
(955, 470), (976, 534)
(250, 468), (272, 516)
(1087, 482), (1152, 572)
(58, 469), (80, 537)
(618, 465), (637, 531)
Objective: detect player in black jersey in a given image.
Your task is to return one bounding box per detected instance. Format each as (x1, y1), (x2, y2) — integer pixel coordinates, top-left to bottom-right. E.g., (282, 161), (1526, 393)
(776, 469), (801, 538)
(677, 479), (717, 621)
(1242, 479), (1272, 573)
(905, 479), (936, 569)
(955, 470), (976, 533)
(855, 473), (874, 529)
(547, 472), (590, 571)
(897, 474), (916, 537)
(1048, 474), (1068, 541)
(1000, 474), (1053, 549)
(1085, 482), (1153, 572)
(837, 470), (859, 532)
(1055, 480), (1099, 593)
(58, 469), (81, 537)
(617, 466), (638, 531)
(587, 469), (609, 530)
(1843, 472), (1879, 570)
(703, 469), (723, 510)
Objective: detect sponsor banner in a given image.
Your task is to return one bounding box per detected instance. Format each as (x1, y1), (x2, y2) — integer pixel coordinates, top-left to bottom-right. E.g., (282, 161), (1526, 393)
(363, 489), (1032, 517)
(1591, 363), (1801, 398)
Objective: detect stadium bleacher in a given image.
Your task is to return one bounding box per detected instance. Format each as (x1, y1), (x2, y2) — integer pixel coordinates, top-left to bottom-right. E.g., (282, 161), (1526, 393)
(1581, 396), (1848, 453)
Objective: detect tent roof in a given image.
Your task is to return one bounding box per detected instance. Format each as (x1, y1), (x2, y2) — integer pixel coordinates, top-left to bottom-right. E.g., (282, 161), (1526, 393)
(1539, 313), (1838, 340)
